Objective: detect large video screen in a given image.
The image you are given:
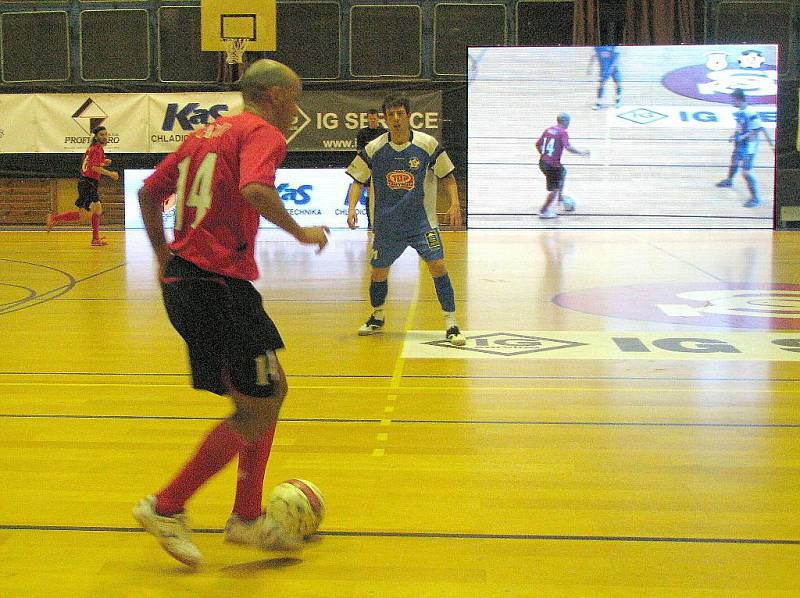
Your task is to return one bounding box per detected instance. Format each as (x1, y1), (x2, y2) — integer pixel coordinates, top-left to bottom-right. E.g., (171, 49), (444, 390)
(124, 168), (362, 229)
(468, 45), (778, 229)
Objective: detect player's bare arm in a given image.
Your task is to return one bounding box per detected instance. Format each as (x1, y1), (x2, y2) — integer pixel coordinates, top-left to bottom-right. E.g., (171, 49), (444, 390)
(346, 181), (364, 229)
(440, 174), (462, 229)
(138, 187), (172, 277)
(242, 182), (329, 251)
(566, 144), (590, 158)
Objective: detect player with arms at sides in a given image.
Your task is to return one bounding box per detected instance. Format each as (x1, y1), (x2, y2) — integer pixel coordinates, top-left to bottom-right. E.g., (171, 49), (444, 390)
(134, 59), (329, 568)
(536, 113), (590, 219)
(588, 45), (622, 110)
(716, 88), (774, 208)
(346, 94), (466, 346)
(46, 126), (117, 246)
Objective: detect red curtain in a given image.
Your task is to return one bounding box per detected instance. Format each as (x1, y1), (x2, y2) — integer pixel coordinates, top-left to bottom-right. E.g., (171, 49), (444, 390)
(573, 0), (601, 46)
(624, 0), (696, 45)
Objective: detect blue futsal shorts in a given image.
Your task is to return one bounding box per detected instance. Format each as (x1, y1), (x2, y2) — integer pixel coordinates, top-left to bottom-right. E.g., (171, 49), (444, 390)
(370, 229), (445, 268)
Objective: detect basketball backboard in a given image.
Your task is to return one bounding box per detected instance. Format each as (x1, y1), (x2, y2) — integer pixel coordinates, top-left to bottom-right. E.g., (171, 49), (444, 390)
(200, 0), (276, 51)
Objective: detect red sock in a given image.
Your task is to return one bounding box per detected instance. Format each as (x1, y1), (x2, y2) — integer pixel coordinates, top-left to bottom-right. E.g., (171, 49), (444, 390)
(155, 420), (246, 516)
(91, 213), (101, 240)
(232, 425), (276, 520)
(53, 211), (80, 223)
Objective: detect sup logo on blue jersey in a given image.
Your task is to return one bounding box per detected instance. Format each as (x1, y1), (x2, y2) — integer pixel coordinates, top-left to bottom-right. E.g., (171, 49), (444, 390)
(408, 157), (421, 169)
(386, 170), (415, 191)
(661, 48), (777, 104)
(425, 231), (441, 250)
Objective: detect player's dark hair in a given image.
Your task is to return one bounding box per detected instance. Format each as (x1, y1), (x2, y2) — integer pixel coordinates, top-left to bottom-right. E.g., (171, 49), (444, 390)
(731, 88), (746, 101)
(91, 126), (106, 145)
(382, 94), (410, 115)
(367, 108), (379, 115)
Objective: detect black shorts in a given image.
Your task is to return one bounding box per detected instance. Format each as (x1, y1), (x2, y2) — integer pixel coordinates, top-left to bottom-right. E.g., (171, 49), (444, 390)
(539, 161), (566, 192)
(161, 256), (284, 397)
(74, 177), (99, 210)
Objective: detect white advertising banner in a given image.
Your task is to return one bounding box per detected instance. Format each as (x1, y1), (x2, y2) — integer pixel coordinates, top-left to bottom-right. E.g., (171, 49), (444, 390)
(35, 93), (149, 153)
(0, 94), (37, 153)
(0, 90), (443, 153)
(147, 92), (243, 153)
(124, 168), (363, 230)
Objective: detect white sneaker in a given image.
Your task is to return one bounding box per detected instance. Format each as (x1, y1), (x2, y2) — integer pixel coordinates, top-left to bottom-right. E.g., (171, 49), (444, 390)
(132, 495), (203, 567)
(358, 315), (384, 336)
(446, 326), (466, 347)
(539, 209), (558, 219)
(224, 513), (303, 551)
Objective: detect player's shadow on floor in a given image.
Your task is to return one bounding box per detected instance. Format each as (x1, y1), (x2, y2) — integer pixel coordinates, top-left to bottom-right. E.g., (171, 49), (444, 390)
(220, 556), (302, 575)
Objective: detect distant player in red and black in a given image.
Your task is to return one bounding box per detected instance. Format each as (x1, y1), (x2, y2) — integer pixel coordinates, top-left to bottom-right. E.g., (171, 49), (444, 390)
(535, 113), (590, 219)
(46, 126), (118, 246)
(133, 59), (329, 568)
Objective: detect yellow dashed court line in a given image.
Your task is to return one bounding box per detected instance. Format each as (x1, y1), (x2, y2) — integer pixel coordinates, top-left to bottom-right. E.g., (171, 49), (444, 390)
(373, 277), (420, 456)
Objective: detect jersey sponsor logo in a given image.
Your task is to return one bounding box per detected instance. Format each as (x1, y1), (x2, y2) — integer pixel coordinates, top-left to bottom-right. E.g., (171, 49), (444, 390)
(554, 283), (800, 330)
(661, 48), (777, 104)
(386, 170), (415, 191)
(425, 231), (441, 250)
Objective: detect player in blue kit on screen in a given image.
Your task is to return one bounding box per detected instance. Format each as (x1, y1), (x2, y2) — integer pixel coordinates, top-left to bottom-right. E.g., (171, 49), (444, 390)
(716, 88), (773, 208)
(589, 45), (622, 110)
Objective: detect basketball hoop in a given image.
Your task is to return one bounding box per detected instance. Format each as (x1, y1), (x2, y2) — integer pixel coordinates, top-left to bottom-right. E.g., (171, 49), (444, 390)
(223, 38), (248, 64)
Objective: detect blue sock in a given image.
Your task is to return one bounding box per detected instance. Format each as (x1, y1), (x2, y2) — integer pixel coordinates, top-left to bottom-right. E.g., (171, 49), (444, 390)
(744, 172), (760, 200)
(369, 280), (388, 310)
(433, 273), (456, 313)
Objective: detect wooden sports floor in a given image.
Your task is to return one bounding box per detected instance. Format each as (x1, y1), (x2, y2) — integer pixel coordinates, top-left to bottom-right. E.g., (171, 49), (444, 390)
(1, 228), (799, 596)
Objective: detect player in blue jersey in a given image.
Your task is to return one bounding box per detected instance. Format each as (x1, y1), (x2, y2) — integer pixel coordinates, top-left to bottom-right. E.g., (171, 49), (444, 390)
(589, 46), (622, 110)
(346, 94), (465, 346)
(716, 88), (773, 208)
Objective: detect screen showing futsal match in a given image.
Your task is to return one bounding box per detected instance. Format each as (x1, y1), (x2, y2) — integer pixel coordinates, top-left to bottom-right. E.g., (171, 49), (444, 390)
(467, 44), (778, 229)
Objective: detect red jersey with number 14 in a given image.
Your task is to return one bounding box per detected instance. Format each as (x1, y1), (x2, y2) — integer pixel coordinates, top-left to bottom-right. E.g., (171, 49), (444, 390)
(536, 125), (569, 168)
(144, 112), (287, 281)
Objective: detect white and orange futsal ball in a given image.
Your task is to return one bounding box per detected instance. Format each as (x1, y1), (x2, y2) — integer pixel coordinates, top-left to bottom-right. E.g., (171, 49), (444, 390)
(266, 479), (325, 539)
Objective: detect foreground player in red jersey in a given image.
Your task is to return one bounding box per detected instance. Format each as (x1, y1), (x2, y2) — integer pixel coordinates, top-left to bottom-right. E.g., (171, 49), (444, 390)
(134, 58), (329, 568)
(46, 125), (118, 246)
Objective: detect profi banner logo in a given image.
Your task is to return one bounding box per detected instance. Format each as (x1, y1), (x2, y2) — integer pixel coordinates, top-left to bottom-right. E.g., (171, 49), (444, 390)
(72, 98), (107, 135)
(67, 98), (120, 146)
